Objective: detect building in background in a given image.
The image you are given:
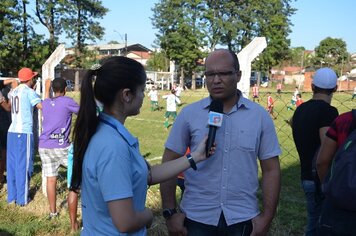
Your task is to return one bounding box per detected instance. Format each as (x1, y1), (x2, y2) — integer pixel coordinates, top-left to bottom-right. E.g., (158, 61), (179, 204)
(85, 43), (152, 66)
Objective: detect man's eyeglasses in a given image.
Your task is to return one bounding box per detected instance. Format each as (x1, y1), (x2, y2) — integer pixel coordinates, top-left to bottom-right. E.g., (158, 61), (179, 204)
(204, 71), (236, 80)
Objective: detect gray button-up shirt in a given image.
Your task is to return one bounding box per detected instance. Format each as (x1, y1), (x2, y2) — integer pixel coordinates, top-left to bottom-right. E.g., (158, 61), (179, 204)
(165, 93), (281, 226)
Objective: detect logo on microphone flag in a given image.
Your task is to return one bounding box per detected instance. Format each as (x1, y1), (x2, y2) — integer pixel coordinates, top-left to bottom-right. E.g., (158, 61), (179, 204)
(208, 112), (223, 127)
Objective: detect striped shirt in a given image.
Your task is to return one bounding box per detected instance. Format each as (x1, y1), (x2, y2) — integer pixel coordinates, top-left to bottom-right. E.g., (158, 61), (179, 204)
(252, 86), (259, 96)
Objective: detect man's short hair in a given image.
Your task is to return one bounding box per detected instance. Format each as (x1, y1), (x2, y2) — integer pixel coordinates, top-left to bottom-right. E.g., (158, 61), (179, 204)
(208, 49), (240, 71)
(52, 78), (66, 93)
(312, 85), (335, 95)
(227, 50), (240, 71)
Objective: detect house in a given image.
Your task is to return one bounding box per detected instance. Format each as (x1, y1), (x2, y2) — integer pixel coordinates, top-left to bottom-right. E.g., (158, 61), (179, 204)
(126, 51), (151, 66)
(85, 43), (152, 66)
(271, 66), (304, 84)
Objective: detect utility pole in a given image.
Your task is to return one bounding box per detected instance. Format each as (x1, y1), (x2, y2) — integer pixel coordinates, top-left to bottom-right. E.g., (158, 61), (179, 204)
(299, 50), (304, 90)
(113, 30), (127, 56)
(125, 33), (127, 55)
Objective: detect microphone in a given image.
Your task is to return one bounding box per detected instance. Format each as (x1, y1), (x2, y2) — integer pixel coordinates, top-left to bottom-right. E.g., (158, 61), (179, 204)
(206, 100), (223, 157)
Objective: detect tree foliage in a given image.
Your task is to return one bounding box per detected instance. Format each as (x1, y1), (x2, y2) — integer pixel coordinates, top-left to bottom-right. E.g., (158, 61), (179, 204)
(34, 0), (108, 67)
(61, 0), (108, 67)
(251, 0), (295, 73)
(152, 0), (207, 88)
(0, 0), (23, 74)
(152, 0), (296, 82)
(0, 0), (50, 75)
(35, 0), (66, 51)
(314, 37), (349, 74)
(0, 0), (108, 74)
(146, 50), (170, 72)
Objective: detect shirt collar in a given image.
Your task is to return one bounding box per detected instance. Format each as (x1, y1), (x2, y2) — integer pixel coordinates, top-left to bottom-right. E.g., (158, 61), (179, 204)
(99, 112), (138, 147)
(201, 90), (251, 111)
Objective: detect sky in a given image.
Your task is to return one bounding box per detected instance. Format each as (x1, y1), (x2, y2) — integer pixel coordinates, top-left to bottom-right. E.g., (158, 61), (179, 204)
(34, 0), (356, 53)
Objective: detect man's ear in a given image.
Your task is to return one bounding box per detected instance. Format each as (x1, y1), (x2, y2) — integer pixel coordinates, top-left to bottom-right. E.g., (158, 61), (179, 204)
(236, 71), (242, 83)
(311, 84), (315, 92)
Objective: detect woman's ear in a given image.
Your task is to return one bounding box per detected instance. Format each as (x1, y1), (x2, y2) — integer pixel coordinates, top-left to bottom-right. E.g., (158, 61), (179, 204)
(121, 88), (132, 103)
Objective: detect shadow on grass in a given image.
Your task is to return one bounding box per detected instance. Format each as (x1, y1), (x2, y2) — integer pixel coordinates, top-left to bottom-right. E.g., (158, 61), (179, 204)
(28, 156), (43, 202)
(270, 160), (306, 235)
(143, 152), (152, 158)
(0, 230), (14, 236)
(177, 102), (187, 107)
(151, 106), (163, 112)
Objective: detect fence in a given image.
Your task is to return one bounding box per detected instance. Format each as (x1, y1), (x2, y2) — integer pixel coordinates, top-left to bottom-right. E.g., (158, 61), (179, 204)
(10, 86), (355, 235)
(141, 87), (355, 235)
(136, 87), (355, 166)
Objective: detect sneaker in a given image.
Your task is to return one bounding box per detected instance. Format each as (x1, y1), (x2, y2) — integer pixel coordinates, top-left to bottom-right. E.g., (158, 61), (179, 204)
(48, 212), (59, 220)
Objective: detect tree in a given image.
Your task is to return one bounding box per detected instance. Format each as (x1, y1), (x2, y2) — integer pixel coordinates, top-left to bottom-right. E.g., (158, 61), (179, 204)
(0, 0), (50, 75)
(152, 0), (206, 89)
(314, 37), (349, 74)
(35, 0), (66, 52)
(152, 0), (296, 82)
(146, 50), (170, 71)
(252, 0), (296, 74)
(286, 47), (305, 66)
(62, 0), (108, 67)
(107, 40), (119, 44)
(0, 0), (23, 74)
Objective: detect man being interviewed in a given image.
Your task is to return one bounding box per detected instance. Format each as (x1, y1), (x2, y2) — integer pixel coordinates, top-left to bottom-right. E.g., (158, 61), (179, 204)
(160, 49), (281, 236)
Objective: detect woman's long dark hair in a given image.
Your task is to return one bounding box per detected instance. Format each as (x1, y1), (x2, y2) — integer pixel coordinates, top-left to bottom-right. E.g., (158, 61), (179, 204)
(70, 56), (146, 191)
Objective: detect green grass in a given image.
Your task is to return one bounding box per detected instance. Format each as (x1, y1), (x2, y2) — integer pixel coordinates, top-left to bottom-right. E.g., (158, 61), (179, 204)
(0, 87), (354, 235)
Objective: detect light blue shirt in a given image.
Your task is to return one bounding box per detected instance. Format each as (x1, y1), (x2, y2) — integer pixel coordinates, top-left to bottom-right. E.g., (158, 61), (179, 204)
(81, 113), (148, 236)
(8, 84), (41, 134)
(165, 92), (281, 226)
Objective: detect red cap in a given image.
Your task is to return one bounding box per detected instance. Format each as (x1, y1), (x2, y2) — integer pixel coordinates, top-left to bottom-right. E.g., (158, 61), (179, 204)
(18, 68), (38, 82)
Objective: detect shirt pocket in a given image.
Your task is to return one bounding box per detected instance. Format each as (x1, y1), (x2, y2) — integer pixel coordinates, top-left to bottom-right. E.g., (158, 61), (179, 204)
(231, 128), (256, 152)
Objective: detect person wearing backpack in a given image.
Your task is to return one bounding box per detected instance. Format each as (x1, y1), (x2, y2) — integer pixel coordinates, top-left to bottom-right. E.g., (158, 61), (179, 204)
(291, 68), (339, 236)
(316, 110), (356, 235)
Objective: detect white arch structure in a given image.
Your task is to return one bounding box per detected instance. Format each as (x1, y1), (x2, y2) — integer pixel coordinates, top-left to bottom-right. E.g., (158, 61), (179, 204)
(236, 37), (267, 98)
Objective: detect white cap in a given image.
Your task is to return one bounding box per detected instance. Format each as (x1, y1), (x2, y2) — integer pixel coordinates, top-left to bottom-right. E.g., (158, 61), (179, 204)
(312, 68), (337, 89)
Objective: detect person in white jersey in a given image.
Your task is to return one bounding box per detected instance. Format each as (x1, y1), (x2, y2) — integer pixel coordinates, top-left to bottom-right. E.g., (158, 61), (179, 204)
(147, 85), (159, 111)
(162, 89), (181, 129)
(7, 68), (42, 206)
(175, 84), (184, 98)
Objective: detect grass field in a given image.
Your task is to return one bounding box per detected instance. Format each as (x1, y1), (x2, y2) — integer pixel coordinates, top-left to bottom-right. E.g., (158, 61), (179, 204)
(0, 86), (354, 236)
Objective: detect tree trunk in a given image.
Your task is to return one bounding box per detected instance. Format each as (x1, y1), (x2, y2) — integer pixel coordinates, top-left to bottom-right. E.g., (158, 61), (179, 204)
(22, 0), (28, 61)
(192, 72), (196, 90)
